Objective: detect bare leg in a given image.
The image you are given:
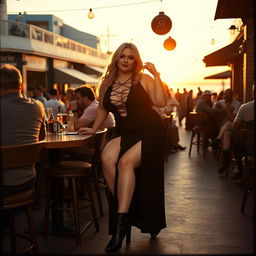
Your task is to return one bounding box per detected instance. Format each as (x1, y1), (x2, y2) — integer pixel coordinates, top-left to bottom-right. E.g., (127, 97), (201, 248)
(117, 141), (141, 213)
(217, 121), (232, 140)
(101, 137), (121, 195)
(222, 130), (232, 150)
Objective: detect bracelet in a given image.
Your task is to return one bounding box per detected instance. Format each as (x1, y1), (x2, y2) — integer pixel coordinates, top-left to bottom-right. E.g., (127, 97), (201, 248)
(153, 72), (160, 77)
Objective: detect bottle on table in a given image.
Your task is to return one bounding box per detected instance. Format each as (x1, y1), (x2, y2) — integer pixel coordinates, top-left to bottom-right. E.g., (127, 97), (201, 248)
(56, 106), (63, 124)
(67, 104), (74, 131)
(48, 109), (54, 133)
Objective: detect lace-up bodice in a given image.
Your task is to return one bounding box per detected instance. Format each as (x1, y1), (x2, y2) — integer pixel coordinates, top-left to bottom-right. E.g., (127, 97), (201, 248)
(110, 78), (132, 117)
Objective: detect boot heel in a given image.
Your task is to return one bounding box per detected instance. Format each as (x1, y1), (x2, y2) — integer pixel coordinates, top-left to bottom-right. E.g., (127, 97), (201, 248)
(126, 226), (131, 244)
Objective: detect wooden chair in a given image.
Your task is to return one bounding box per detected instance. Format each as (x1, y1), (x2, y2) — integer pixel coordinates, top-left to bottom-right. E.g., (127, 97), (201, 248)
(188, 112), (208, 158)
(1, 141), (44, 255)
(239, 129), (255, 215)
(43, 129), (108, 245)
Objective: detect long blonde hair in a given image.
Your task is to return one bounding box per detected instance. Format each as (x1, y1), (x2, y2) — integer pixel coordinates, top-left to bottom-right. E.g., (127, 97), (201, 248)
(98, 42), (143, 106)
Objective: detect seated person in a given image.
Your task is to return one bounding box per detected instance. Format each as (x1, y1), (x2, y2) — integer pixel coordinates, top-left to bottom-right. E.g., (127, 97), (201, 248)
(73, 85), (115, 130)
(195, 90), (223, 144)
(44, 88), (66, 119)
(154, 85), (186, 152)
(65, 88), (78, 112)
(0, 64), (46, 242)
(231, 84), (255, 179)
(212, 88), (241, 174)
(64, 85), (115, 157)
(33, 85), (47, 104)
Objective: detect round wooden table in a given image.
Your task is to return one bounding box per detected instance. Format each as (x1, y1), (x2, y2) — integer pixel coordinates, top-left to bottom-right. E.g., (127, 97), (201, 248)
(43, 133), (93, 149)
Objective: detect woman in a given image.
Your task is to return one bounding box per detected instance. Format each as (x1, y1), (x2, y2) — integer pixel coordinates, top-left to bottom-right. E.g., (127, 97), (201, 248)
(78, 42), (167, 252)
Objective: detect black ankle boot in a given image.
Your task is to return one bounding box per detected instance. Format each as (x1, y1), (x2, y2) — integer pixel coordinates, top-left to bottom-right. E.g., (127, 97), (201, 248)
(105, 213), (131, 252)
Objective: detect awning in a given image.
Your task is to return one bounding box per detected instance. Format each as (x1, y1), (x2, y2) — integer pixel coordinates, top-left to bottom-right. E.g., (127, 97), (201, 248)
(204, 70), (231, 79)
(215, 0), (253, 20)
(203, 36), (243, 67)
(54, 67), (99, 85)
(87, 65), (105, 74)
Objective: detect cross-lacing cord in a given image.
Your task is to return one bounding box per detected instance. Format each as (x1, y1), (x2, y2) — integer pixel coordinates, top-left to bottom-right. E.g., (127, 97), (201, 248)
(110, 78), (132, 117)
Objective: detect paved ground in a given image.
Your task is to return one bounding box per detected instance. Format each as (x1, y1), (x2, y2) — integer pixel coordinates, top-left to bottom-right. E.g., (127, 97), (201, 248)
(2, 124), (254, 255)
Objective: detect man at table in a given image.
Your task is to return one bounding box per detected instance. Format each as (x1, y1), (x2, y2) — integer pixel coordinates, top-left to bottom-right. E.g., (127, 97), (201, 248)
(44, 88), (66, 119)
(0, 64), (46, 242)
(196, 90), (224, 143)
(63, 85), (115, 158)
(73, 85), (115, 130)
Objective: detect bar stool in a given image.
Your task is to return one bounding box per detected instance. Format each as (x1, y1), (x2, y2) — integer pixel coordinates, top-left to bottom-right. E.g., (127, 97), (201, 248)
(43, 131), (108, 245)
(188, 112), (208, 158)
(43, 163), (99, 245)
(1, 141), (44, 255)
(62, 128), (109, 218)
(240, 129), (255, 215)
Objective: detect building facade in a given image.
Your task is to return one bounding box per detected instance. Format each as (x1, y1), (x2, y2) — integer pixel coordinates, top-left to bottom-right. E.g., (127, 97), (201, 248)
(1, 1), (108, 97)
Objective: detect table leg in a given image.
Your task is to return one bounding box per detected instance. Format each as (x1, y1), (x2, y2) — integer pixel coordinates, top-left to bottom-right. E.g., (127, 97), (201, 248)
(49, 149), (64, 229)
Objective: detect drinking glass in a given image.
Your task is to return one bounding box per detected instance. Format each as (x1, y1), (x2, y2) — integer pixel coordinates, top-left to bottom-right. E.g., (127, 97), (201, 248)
(45, 108), (53, 133)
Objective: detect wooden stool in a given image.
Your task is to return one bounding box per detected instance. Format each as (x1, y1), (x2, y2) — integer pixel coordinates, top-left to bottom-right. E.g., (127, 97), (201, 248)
(43, 161), (99, 245)
(1, 141), (44, 255)
(188, 112), (208, 158)
(62, 128), (109, 218)
(2, 188), (38, 255)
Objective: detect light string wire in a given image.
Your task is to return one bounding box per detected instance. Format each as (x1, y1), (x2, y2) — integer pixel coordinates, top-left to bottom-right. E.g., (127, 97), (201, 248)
(9, 0), (168, 14)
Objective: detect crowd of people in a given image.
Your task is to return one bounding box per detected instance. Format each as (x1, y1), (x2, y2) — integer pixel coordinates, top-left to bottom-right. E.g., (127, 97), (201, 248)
(0, 41), (254, 253)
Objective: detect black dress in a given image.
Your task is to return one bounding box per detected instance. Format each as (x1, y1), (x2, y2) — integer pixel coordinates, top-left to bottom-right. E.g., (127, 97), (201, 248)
(103, 81), (166, 234)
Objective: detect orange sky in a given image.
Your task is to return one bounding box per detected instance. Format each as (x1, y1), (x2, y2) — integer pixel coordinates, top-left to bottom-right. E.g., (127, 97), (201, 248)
(8, 0), (235, 92)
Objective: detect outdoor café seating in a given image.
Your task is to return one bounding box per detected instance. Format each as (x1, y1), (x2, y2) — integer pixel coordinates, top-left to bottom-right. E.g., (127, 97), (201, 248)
(188, 112), (209, 158)
(42, 130), (109, 245)
(1, 141), (44, 254)
(239, 129), (255, 216)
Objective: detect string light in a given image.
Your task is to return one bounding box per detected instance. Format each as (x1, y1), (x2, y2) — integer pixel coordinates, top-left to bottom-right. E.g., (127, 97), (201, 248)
(87, 8), (94, 19)
(10, 0), (163, 13)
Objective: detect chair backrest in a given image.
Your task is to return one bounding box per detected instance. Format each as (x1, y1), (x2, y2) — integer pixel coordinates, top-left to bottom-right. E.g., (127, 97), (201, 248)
(1, 141), (44, 169)
(190, 112), (208, 127)
(240, 129), (254, 158)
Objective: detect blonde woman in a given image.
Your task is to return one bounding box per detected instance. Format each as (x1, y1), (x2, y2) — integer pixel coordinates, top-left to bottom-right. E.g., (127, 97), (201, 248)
(78, 43), (167, 252)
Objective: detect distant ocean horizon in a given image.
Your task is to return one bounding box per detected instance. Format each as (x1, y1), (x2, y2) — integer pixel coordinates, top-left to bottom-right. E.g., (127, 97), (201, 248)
(170, 79), (230, 97)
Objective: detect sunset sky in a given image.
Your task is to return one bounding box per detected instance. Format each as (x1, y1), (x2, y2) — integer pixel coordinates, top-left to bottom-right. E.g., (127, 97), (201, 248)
(8, 0), (235, 93)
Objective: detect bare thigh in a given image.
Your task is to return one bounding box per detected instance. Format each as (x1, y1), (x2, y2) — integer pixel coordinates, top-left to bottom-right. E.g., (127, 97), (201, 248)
(101, 136), (121, 171)
(118, 141), (142, 171)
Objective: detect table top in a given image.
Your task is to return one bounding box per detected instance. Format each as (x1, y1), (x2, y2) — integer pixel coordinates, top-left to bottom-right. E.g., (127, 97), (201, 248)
(43, 133), (93, 149)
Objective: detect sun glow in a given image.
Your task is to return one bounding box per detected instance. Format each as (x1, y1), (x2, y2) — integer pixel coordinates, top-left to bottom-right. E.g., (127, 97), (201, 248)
(8, 0), (234, 93)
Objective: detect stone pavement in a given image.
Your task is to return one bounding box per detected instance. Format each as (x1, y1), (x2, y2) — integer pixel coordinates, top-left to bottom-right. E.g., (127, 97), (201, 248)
(2, 125), (254, 255)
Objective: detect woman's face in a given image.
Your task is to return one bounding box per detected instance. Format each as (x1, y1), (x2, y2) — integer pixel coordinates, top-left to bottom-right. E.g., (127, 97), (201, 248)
(117, 47), (136, 73)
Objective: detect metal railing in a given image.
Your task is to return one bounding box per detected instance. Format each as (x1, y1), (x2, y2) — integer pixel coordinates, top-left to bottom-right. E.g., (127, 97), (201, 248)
(0, 20), (107, 59)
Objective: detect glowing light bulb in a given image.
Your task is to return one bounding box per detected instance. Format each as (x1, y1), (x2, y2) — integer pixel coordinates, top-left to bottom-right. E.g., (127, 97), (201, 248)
(88, 8), (94, 19)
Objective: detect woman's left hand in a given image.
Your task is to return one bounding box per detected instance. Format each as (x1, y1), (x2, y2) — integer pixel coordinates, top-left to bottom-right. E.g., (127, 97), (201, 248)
(143, 62), (159, 77)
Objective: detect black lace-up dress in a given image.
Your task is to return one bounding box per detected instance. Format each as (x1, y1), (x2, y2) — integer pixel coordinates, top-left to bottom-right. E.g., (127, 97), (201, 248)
(103, 79), (166, 234)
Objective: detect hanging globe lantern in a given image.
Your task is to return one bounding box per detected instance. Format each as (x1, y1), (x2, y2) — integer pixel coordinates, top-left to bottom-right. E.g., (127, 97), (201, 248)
(163, 36), (176, 51)
(151, 11), (172, 35)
